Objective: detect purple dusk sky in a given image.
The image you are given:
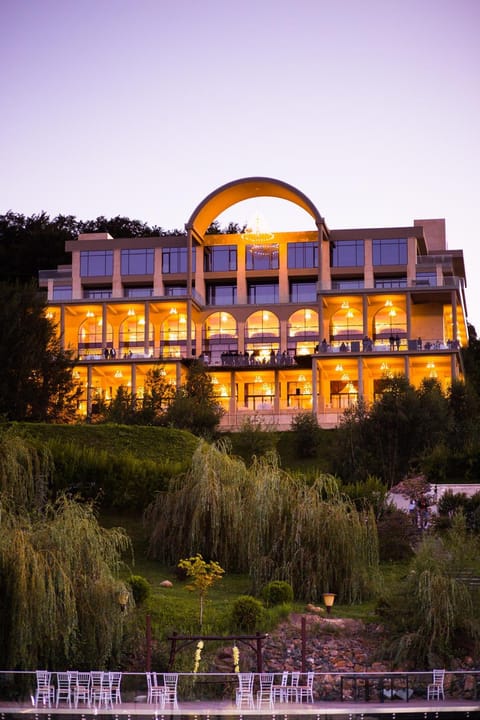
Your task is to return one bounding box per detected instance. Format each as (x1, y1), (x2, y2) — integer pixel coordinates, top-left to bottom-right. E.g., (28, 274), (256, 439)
(1, 0), (479, 325)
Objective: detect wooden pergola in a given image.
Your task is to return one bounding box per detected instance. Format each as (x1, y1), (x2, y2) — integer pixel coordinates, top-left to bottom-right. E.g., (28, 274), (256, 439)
(167, 632), (268, 672)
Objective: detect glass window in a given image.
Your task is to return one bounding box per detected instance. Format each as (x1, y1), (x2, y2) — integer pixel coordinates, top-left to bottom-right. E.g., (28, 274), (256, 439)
(80, 250), (113, 277)
(165, 285), (187, 296)
(290, 281), (317, 302)
(246, 247), (279, 270)
(123, 286), (153, 297)
(331, 240), (364, 267)
(331, 278), (365, 290)
(121, 248), (154, 275)
(52, 286), (72, 299)
(204, 245), (237, 271)
(415, 272), (437, 287)
(374, 277), (407, 288)
(287, 242), (318, 268)
(373, 238), (407, 265)
(206, 283), (237, 305)
(248, 282), (279, 304)
(162, 247), (196, 274)
(83, 288), (112, 299)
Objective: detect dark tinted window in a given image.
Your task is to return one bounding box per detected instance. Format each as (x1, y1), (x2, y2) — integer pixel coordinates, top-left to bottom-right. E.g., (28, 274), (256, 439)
(373, 238), (407, 265)
(80, 250), (113, 276)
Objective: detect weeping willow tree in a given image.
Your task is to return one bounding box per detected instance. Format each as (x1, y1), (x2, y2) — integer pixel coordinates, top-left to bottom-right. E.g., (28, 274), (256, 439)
(0, 431), (132, 669)
(146, 440), (249, 571)
(146, 442), (379, 602)
(244, 454), (379, 602)
(0, 428), (53, 509)
(385, 514), (480, 667)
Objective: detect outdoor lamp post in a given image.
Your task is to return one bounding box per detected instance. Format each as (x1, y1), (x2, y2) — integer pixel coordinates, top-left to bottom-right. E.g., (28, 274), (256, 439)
(117, 589), (129, 612)
(322, 592), (336, 614)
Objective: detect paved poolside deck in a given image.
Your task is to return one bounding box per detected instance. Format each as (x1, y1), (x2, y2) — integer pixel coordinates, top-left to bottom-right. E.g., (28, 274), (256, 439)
(1, 698), (480, 717)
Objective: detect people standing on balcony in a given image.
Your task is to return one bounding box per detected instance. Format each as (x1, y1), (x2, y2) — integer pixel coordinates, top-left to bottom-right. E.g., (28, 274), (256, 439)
(395, 335), (400, 351)
(389, 334), (395, 351)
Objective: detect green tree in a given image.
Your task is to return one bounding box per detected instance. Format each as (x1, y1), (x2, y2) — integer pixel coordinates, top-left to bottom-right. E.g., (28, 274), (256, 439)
(0, 432), (131, 668)
(290, 412), (321, 458)
(0, 282), (81, 421)
(380, 514), (480, 666)
(147, 442), (379, 604)
(142, 366), (175, 418)
(162, 361), (224, 437)
(178, 553), (224, 629)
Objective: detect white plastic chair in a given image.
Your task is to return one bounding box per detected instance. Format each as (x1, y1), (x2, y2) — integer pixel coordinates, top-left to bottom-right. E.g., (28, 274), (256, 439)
(56, 672), (72, 707)
(427, 669), (445, 700)
(163, 673), (179, 709)
(256, 673), (274, 709)
(91, 671), (113, 709)
(109, 672), (122, 704)
(285, 671), (300, 702)
(272, 671), (289, 703)
(147, 672), (166, 707)
(235, 673), (254, 709)
(73, 672), (91, 708)
(34, 671), (55, 707)
(297, 672), (315, 703)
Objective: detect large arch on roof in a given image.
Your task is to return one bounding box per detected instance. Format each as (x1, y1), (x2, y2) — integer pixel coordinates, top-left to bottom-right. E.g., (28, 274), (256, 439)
(186, 176), (325, 241)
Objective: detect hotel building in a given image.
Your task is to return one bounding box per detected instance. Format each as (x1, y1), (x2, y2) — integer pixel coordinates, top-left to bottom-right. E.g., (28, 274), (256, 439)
(39, 177), (468, 429)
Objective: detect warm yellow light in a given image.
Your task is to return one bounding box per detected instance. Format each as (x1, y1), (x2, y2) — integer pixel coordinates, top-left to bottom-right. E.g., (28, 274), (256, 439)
(254, 375), (262, 384)
(179, 316), (186, 324)
(138, 317), (145, 326)
(385, 299), (393, 307)
(341, 301), (349, 309)
(298, 374), (306, 382)
(346, 309), (354, 319)
(323, 592), (336, 613)
(220, 386), (228, 397)
(114, 370), (123, 379)
(128, 308), (135, 316)
(169, 307), (178, 315)
(335, 364), (344, 372)
(263, 311), (270, 322)
(86, 310), (94, 318)
(389, 309), (397, 318)
(341, 373), (350, 381)
(305, 310), (312, 320)
(211, 376), (219, 384)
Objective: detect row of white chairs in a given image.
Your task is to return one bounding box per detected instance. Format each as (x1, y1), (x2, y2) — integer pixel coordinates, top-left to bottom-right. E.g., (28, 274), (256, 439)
(236, 671), (315, 709)
(145, 672), (178, 709)
(34, 670), (122, 708)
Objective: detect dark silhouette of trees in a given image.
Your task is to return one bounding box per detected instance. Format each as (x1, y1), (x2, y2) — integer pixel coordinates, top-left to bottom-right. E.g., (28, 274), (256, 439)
(0, 282), (81, 421)
(335, 374), (480, 487)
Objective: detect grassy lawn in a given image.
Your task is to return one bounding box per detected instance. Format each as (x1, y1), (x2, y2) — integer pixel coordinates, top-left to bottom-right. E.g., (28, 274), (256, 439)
(104, 510), (402, 643)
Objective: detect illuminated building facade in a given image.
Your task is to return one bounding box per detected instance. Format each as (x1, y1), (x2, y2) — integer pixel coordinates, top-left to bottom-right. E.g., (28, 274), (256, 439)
(39, 177), (468, 428)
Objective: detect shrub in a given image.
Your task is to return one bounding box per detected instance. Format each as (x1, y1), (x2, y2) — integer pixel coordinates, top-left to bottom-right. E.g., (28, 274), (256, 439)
(127, 575), (151, 605)
(377, 508), (416, 562)
(290, 412), (321, 458)
(230, 595), (265, 632)
(261, 580), (294, 607)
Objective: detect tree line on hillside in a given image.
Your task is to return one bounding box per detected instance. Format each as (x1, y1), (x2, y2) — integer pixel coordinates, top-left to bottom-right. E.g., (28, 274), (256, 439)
(3, 277), (480, 489)
(3, 430), (479, 671)
(0, 211), (244, 283)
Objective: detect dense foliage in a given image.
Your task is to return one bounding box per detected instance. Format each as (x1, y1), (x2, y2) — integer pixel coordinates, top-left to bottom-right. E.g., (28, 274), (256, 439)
(0, 283), (81, 422)
(335, 375), (480, 487)
(146, 442), (379, 603)
(0, 431), (131, 669)
(379, 515), (480, 667)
